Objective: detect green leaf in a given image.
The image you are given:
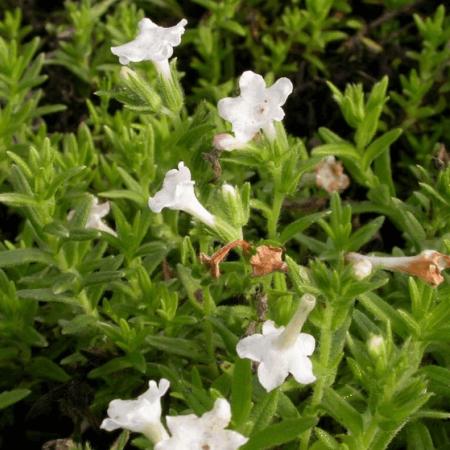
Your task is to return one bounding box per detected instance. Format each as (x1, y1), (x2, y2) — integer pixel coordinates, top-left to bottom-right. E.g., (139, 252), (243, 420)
(421, 366), (450, 398)
(348, 216), (385, 251)
(362, 129), (402, 170)
(314, 427), (340, 449)
(406, 422), (434, 450)
(280, 211), (329, 244)
(99, 189), (146, 205)
(231, 359), (253, 428)
(0, 192), (38, 206)
(28, 357), (71, 382)
(318, 127), (346, 144)
(242, 417), (316, 450)
(312, 143), (360, 161)
(251, 389), (279, 434)
(17, 289), (76, 305)
(322, 387), (363, 434)
(0, 389), (31, 409)
(110, 430), (130, 450)
(146, 335), (208, 362)
(0, 248), (54, 268)
(88, 357), (133, 379)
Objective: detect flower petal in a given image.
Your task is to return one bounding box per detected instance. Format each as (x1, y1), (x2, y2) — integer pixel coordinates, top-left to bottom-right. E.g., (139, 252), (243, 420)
(270, 106), (285, 122)
(288, 354), (316, 385)
(267, 77), (293, 105)
(91, 199), (110, 218)
(154, 436), (185, 450)
(200, 398), (231, 430)
(239, 71), (266, 101)
(148, 189), (175, 212)
(164, 19), (188, 46)
(141, 378), (170, 402)
(165, 413), (201, 437)
(100, 418), (121, 431)
(295, 333), (316, 356)
(257, 354), (289, 392)
(214, 430), (249, 449)
(138, 18), (158, 31)
(236, 333), (265, 362)
(218, 97), (247, 124)
(232, 121), (259, 143)
(262, 320), (283, 336)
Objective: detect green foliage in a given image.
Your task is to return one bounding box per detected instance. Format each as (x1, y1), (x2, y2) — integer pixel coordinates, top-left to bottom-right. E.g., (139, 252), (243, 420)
(0, 1), (449, 449)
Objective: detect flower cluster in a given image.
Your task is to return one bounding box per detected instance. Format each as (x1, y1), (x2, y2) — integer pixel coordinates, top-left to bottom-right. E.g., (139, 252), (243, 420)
(101, 379), (248, 450)
(100, 12), (450, 447)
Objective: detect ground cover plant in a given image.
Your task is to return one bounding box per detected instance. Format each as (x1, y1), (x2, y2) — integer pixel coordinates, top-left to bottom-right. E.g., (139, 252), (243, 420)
(0, 0), (449, 449)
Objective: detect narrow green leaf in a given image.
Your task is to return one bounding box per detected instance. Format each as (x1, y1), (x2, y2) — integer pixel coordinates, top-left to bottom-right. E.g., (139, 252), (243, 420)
(312, 143), (360, 160)
(0, 193), (38, 206)
(322, 387), (363, 434)
(280, 211), (329, 244)
(28, 357), (71, 382)
(0, 248), (54, 268)
(146, 335), (207, 362)
(0, 389), (31, 409)
(362, 128), (402, 170)
(231, 359), (253, 428)
(251, 389), (279, 434)
(242, 417), (316, 450)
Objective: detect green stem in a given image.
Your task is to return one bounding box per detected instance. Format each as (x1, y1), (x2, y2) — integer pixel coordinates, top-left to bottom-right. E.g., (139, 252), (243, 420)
(300, 305), (334, 450)
(268, 191), (284, 240)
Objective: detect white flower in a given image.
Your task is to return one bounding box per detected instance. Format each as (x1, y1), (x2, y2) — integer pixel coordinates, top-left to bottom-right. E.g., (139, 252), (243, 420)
(68, 196), (116, 236)
(217, 71), (293, 145)
(237, 294), (316, 392)
(111, 18), (187, 79)
(315, 156), (350, 193)
(101, 379), (170, 443)
(148, 162), (215, 228)
(346, 250), (450, 286)
(155, 398), (248, 450)
(213, 133), (247, 152)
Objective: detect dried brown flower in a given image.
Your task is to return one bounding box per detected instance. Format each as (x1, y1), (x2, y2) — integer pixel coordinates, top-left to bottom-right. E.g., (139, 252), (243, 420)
(346, 250), (450, 286)
(250, 245), (288, 277)
(315, 156), (350, 193)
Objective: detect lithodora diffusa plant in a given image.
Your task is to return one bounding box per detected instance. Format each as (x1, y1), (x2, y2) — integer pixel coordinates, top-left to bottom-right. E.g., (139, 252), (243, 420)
(0, 2), (449, 450)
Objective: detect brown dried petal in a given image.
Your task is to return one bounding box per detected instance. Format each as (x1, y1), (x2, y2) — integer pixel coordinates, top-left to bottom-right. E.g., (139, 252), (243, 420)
(251, 245), (288, 277)
(396, 251), (450, 287)
(201, 240), (251, 278)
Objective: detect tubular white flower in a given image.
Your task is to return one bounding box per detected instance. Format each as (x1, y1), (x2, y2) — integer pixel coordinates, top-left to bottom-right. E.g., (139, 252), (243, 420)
(111, 18), (187, 79)
(237, 294), (316, 392)
(346, 250), (450, 286)
(148, 162), (215, 228)
(155, 398), (248, 450)
(217, 71), (293, 145)
(68, 196), (116, 236)
(85, 197), (117, 236)
(101, 379), (170, 443)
